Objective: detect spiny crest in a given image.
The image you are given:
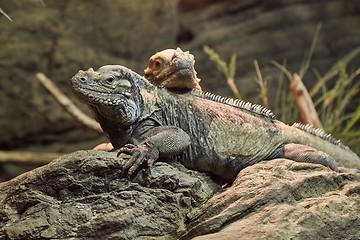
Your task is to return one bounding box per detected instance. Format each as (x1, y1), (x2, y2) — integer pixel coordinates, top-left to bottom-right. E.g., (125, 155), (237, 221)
(292, 123), (349, 150)
(191, 89), (276, 120)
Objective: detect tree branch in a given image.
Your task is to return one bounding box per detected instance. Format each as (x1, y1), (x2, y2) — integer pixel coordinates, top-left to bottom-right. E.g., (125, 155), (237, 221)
(0, 150), (63, 164)
(290, 73), (323, 129)
(36, 72), (103, 133)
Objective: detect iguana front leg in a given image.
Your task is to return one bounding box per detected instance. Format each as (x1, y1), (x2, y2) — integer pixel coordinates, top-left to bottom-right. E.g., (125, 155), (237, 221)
(118, 126), (191, 177)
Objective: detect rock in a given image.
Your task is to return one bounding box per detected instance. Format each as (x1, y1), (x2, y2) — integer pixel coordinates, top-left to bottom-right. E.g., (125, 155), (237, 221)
(0, 153), (359, 239)
(0, 150), (218, 239)
(183, 159), (360, 240)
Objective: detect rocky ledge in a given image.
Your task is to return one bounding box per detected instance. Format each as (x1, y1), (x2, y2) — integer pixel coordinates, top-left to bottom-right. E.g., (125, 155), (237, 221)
(0, 151), (359, 239)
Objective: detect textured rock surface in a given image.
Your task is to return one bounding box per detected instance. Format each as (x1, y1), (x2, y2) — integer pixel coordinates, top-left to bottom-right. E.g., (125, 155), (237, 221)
(185, 159), (360, 240)
(0, 153), (359, 239)
(0, 150), (218, 239)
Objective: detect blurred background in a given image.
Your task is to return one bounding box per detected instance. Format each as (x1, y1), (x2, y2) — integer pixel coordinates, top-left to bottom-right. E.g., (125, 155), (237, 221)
(0, 0), (359, 181)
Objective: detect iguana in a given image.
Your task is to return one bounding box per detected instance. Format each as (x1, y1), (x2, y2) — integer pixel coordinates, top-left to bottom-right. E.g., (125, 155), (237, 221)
(144, 47), (202, 93)
(92, 48), (200, 151)
(70, 65), (360, 181)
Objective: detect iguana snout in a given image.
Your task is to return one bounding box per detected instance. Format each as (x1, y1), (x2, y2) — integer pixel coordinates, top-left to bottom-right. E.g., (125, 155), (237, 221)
(72, 68), (99, 83)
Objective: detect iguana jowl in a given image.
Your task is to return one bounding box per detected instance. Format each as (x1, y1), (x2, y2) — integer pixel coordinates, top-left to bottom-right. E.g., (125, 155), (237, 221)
(70, 65), (360, 181)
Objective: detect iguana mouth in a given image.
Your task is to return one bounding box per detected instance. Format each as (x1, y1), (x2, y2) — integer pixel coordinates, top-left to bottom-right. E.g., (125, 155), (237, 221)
(73, 88), (128, 106)
(145, 64), (190, 81)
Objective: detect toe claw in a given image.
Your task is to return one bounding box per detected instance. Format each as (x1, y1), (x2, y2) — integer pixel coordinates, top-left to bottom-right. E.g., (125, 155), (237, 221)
(124, 143), (136, 149)
(116, 143), (159, 179)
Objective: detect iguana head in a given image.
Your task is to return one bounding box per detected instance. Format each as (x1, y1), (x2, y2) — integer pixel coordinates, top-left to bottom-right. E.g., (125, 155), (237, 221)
(144, 47), (201, 92)
(70, 65), (144, 127)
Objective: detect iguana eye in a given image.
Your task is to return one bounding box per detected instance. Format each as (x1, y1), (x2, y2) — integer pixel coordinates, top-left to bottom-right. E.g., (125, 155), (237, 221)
(105, 77), (115, 84)
(102, 74), (117, 86)
(154, 59), (163, 68)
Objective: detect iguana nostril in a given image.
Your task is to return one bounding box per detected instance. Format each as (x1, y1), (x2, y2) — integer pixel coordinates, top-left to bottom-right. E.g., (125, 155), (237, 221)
(80, 77), (87, 82)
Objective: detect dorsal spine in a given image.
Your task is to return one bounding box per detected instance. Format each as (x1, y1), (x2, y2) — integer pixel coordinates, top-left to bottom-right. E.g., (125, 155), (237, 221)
(292, 122), (349, 150)
(191, 89), (276, 120)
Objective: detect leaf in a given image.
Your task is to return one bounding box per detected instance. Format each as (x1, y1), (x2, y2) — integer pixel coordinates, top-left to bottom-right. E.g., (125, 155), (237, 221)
(310, 46), (360, 96)
(343, 105), (360, 133)
(229, 54), (237, 79)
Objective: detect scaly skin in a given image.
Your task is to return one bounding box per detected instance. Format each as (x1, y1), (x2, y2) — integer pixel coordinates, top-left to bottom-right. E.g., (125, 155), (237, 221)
(70, 65), (360, 181)
(92, 48), (201, 151)
(144, 48), (201, 93)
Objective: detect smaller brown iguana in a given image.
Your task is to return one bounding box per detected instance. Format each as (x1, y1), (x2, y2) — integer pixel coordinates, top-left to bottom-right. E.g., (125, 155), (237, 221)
(144, 47), (202, 93)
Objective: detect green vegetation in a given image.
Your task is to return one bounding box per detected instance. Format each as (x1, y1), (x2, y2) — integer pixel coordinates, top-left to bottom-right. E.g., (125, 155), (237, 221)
(203, 45), (241, 99)
(315, 60), (360, 154)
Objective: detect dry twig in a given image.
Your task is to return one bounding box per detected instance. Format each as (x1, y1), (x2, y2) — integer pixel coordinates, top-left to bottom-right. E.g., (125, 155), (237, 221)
(0, 74), (104, 166)
(203, 45), (242, 99)
(0, 8), (13, 22)
(226, 75), (241, 100)
(36, 72), (103, 133)
(290, 73), (323, 129)
(0, 150), (62, 164)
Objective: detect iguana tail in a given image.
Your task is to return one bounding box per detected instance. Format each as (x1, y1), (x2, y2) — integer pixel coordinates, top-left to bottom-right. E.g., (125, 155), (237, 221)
(292, 123), (349, 150)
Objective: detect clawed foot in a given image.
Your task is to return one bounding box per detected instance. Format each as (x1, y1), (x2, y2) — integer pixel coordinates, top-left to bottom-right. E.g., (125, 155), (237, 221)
(117, 143), (159, 178)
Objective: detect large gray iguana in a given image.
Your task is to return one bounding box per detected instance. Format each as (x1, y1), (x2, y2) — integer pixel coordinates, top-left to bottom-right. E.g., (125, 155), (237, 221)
(70, 65), (360, 181)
